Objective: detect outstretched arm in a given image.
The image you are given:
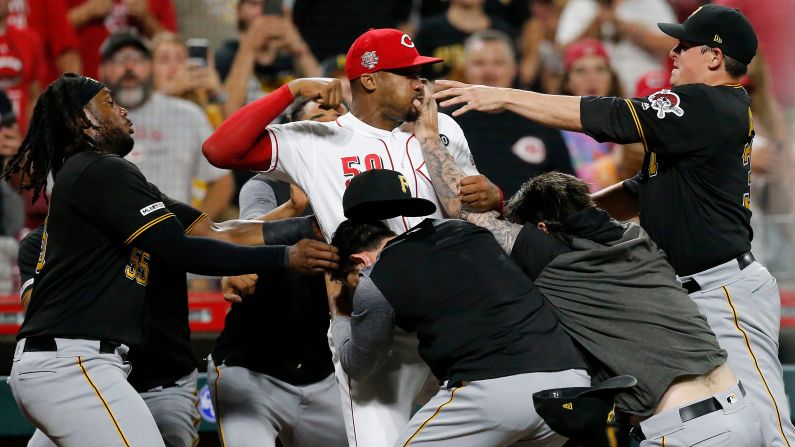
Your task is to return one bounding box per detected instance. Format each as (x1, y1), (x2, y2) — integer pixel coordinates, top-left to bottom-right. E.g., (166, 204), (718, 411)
(414, 82), (522, 253)
(433, 80), (583, 131)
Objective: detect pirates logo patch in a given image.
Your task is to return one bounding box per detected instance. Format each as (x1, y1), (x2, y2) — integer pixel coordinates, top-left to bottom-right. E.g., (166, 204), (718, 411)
(648, 89), (684, 119)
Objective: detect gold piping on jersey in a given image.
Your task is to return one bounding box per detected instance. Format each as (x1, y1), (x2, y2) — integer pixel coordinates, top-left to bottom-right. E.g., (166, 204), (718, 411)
(77, 356), (131, 447)
(184, 213), (208, 235)
(402, 385), (464, 446)
(722, 286), (792, 446)
(213, 365), (228, 447)
(624, 99), (649, 153)
(124, 213), (176, 245)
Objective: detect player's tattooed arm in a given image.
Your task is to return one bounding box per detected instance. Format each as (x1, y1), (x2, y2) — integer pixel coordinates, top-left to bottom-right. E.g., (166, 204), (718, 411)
(460, 209), (522, 254)
(416, 132), (464, 218)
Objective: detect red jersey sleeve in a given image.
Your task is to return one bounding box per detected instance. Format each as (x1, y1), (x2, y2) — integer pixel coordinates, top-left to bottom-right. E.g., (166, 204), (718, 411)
(202, 84), (295, 170)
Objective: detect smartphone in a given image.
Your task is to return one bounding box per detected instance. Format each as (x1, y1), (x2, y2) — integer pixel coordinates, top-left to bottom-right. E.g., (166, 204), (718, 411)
(262, 0), (283, 16)
(186, 38), (210, 68)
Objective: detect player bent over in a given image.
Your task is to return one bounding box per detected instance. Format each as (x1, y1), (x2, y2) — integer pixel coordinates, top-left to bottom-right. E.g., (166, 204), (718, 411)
(1, 74), (338, 447)
(327, 169), (591, 447)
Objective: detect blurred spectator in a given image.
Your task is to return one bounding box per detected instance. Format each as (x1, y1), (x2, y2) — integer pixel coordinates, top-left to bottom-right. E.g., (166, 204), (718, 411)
(448, 30), (573, 197)
(559, 39), (643, 191)
(99, 31), (234, 220)
(418, 0), (530, 28)
(0, 0), (45, 134)
(0, 90), (23, 295)
(216, 0), (320, 116)
(556, 0), (676, 96)
(7, 0), (82, 84)
(414, 0), (515, 81)
(517, 0), (565, 90)
(713, 0), (795, 116)
(67, 0), (178, 78)
(668, 0), (707, 22)
(292, 0), (412, 62)
(151, 32), (225, 128)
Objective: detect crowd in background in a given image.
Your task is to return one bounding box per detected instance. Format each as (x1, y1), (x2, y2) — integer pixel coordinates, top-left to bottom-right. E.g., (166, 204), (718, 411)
(0, 0), (794, 293)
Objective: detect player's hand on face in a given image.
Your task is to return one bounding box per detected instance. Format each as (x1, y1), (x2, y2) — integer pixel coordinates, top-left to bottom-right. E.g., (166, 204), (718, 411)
(433, 80), (509, 117)
(413, 79), (440, 139)
(287, 78), (343, 110)
(288, 239), (340, 274)
(460, 175), (503, 212)
(221, 274), (258, 303)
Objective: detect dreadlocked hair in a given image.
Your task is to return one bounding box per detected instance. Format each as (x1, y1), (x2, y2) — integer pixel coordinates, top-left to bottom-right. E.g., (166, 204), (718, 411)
(1, 73), (99, 203)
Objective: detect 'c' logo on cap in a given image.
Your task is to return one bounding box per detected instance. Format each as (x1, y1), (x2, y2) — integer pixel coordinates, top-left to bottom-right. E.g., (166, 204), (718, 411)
(401, 34), (415, 48)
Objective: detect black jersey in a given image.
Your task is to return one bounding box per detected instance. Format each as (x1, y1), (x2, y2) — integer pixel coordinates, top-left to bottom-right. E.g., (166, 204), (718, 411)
(126, 186), (205, 392)
(581, 84), (754, 275)
(18, 152), (176, 345)
(369, 219), (585, 384)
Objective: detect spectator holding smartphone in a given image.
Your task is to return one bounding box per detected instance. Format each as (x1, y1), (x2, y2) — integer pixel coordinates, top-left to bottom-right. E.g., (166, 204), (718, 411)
(215, 0), (320, 116)
(152, 32), (225, 127)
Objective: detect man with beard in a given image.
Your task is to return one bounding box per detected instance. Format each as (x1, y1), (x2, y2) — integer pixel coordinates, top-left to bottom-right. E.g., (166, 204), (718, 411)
(99, 31), (233, 220)
(0, 73), (340, 447)
(203, 28), (503, 447)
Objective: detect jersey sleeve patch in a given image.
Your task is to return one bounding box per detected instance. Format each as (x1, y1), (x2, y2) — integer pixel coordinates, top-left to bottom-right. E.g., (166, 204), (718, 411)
(140, 202), (166, 216)
(648, 89), (685, 119)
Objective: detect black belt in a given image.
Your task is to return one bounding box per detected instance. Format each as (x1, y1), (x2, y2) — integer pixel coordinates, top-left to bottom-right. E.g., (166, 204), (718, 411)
(23, 336), (122, 356)
(680, 252), (755, 294)
(629, 383), (746, 441)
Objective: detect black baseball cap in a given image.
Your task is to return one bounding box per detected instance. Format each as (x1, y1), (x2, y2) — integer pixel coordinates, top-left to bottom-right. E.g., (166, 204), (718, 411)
(533, 375), (637, 439)
(343, 169), (436, 221)
(658, 5), (757, 65)
(100, 31), (152, 62)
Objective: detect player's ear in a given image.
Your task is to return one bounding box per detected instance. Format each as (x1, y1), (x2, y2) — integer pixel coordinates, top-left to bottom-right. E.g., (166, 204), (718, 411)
(708, 47), (723, 71)
(537, 222), (549, 234)
(359, 73), (378, 93)
(350, 253), (371, 267)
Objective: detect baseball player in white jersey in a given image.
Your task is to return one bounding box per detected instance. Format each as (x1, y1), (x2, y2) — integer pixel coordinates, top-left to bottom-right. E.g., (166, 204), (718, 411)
(203, 28), (503, 447)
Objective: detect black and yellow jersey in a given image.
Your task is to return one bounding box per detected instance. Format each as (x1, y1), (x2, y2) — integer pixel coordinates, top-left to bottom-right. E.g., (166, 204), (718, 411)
(581, 83), (753, 275)
(18, 152), (176, 345)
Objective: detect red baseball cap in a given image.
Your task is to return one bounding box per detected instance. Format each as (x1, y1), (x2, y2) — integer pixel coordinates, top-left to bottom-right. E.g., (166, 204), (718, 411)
(564, 39), (609, 70)
(345, 29), (443, 81)
(635, 70), (670, 97)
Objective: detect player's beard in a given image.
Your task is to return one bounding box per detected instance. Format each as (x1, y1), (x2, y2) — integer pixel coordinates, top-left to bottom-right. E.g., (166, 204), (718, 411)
(94, 123), (135, 158)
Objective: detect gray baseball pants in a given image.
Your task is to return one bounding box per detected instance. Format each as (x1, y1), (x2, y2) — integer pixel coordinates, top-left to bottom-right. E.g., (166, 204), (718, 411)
(679, 258), (795, 447)
(637, 383), (761, 446)
(8, 338), (165, 447)
(207, 355), (347, 447)
(394, 368), (590, 447)
(26, 369), (200, 447)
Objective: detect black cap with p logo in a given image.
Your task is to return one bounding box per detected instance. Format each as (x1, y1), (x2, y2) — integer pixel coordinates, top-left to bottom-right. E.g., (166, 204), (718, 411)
(658, 4), (757, 65)
(342, 169), (437, 221)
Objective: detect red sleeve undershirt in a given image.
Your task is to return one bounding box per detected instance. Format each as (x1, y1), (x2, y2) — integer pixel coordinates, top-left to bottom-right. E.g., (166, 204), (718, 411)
(202, 84), (294, 170)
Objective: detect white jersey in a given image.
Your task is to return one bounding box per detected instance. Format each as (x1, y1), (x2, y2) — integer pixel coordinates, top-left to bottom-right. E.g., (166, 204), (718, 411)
(263, 112), (479, 240)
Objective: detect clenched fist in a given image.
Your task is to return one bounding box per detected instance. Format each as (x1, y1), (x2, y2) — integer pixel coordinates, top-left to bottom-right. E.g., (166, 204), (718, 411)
(288, 239), (340, 274)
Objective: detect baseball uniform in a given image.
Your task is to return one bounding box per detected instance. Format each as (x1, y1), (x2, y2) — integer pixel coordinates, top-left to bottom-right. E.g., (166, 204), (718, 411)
(9, 152), (175, 447)
(330, 219), (589, 446)
(208, 176), (346, 447)
(582, 80), (794, 446)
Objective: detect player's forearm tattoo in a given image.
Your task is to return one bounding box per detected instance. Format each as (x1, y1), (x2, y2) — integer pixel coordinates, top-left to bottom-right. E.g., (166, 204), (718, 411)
(460, 210), (522, 254)
(418, 135), (464, 217)
(418, 134), (521, 253)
